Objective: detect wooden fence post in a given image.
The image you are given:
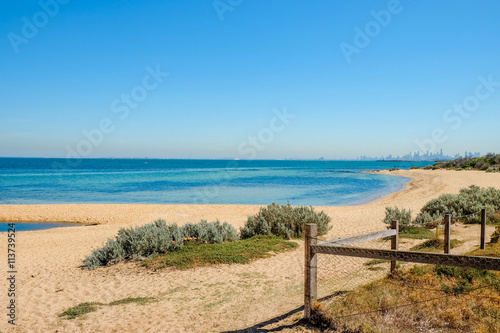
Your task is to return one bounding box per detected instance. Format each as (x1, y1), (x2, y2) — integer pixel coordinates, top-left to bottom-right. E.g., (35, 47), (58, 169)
(444, 214), (451, 254)
(304, 224), (317, 320)
(481, 208), (486, 250)
(391, 220), (399, 272)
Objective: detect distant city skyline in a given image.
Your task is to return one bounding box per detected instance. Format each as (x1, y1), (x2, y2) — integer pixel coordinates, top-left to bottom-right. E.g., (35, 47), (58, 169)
(357, 149), (482, 162)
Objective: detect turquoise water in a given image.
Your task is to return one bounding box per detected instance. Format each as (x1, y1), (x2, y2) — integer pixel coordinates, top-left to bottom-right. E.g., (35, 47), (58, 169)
(0, 158), (433, 206)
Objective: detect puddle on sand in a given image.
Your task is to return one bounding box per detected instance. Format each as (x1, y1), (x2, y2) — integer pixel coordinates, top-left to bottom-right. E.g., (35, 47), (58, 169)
(0, 222), (83, 232)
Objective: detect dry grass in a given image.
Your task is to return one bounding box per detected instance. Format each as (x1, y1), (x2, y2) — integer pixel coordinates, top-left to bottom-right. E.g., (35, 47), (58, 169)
(310, 247), (500, 332)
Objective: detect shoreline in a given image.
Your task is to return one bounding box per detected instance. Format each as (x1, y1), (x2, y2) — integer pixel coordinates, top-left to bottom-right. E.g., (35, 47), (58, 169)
(1, 169), (500, 332)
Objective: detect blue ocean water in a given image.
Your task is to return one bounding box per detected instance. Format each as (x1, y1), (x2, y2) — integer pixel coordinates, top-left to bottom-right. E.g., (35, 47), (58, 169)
(0, 158), (433, 206)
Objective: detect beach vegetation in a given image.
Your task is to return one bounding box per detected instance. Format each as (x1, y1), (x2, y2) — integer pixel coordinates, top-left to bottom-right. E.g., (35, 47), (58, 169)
(382, 206), (412, 230)
(83, 219), (239, 269)
(431, 153), (500, 172)
(107, 297), (158, 306)
(59, 297), (157, 320)
(410, 238), (463, 252)
(181, 220), (239, 244)
(58, 302), (103, 320)
(141, 235), (297, 270)
(414, 185), (500, 225)
(471, 239), (500, 257)
(239, 202), (331, 239)
(399, 226), (435, 239)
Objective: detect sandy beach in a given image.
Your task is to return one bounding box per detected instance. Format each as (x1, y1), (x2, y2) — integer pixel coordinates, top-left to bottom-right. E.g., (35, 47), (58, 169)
(1, 169), (499, 332)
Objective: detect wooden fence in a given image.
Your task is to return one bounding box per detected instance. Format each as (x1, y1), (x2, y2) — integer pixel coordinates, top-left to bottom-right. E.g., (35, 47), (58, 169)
(304, 209), (497, 319)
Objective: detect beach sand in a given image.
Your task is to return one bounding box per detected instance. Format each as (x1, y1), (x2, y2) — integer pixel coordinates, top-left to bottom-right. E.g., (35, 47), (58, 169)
(0, 169), (499, 332)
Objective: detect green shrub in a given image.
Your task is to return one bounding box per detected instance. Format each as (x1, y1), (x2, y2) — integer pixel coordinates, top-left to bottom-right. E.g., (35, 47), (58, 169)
(82, 239), (126, 270)
(431, 154), (500, 171)
(83, 219), (239, 269)
(414, 185), (500, 225)
(180, 220), (239, 243)
(117, 219), (184, 260)
(382, 206), (412, 229)
(414, 211), (441, 226)
(240, 203), (331, 239)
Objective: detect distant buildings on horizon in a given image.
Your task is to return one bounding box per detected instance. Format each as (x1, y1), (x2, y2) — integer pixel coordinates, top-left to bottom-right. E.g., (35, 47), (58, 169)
(357, 149), (481, 162)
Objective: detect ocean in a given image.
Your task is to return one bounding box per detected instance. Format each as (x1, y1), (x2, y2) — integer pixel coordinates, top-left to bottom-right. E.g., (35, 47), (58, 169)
(0, 158), (433, 206)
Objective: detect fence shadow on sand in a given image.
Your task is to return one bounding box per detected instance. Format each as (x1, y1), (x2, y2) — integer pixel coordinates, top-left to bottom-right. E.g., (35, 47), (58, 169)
(220, 293), (343, 333)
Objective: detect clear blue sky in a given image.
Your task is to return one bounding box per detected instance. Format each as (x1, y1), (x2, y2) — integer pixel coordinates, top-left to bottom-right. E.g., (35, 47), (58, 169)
(1, 0), (499, 159)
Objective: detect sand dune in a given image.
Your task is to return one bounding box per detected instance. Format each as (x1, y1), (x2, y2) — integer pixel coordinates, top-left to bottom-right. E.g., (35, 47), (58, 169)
(0, 169), (499, 332)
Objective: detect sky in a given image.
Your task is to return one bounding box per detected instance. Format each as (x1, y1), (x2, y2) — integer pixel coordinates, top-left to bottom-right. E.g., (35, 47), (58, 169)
(1, 0), (499, 159)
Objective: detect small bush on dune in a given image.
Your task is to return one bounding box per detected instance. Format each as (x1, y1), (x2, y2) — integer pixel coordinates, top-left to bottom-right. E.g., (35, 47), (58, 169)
(382, 206), (412, 229)
(414, 211), (441, 226)
(117, 219), (184, 260)
(417, 193), (460, 219)
(239, 203), (331, 239)
(384, 186), (500, 229)
(414, 185), (500, 225)
(82, 239), (126, 270)
(429, 153), (500, 172)
(181, 220), (239, 243)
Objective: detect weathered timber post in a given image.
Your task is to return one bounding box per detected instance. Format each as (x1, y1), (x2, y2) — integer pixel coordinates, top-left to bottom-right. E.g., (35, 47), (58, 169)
(444, 214), (451, 254)
(391, 220), (399, 272)
(304, 224), (317, 320)
(481, 208), (486, 250)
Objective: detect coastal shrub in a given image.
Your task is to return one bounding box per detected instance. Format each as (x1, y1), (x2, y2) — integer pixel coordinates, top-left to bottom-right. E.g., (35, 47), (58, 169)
(82, 239), (126, 270)
(117, 219), (184, 260)
(414, 185), (500, 225)
(414, 211), (441, 226)
(180, 220), (239, 243)
(240, 203), (331, 239)
(83, 219), (239, 269)
(429, 153), (500, 172)
(382, 206), (412, 229)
